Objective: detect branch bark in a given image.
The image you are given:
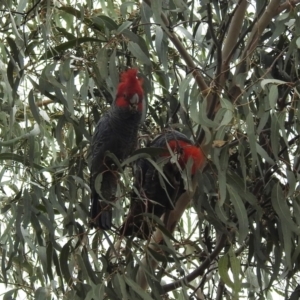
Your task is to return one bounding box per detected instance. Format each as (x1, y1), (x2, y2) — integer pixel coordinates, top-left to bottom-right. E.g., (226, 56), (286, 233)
(206, 3), (222, 120)
(236, 0), (281, 76)
(277, 0), (300, 14)
(220, 0), (248, 88)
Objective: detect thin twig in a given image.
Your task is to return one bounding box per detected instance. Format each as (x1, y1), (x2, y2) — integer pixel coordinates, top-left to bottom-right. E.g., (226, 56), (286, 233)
(161, 234), (227, 293)
(206, 3), (222, 120)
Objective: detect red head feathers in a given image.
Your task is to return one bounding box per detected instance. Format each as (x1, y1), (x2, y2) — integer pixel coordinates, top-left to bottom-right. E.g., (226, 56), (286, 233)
(166, 140), (205, 174)
(115, 69), (144, 111)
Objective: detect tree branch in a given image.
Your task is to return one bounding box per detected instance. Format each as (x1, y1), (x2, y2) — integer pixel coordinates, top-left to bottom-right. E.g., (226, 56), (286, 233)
(195, 0), (247, 144)
(143, 0), (209, 97)
(277, 0), (300, 14)
(216, 280), (225, 300)
(206, 3), (222, 121)
(161, 234), (227, 293)
(195, 2), (225, 145)
(219, 0), (248, 90)
(237, 0), (281, 75)
(222, 0), (248, 65)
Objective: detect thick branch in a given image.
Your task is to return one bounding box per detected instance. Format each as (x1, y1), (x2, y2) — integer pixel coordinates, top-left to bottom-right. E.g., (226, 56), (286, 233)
(219, 0), (248, 89)
(277, 0), (300, 14)
(237, 0), (281, 75)
(222, 0), (248, 64)
(36, 99), (54, 107)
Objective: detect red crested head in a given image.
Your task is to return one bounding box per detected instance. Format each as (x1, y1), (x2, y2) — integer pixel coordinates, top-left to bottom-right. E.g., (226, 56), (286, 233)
(115, 69), (144, 112)
(165, 140), (205, 174)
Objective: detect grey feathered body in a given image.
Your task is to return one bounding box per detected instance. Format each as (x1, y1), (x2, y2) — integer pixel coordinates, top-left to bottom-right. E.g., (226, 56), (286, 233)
(90, 105), (142, 229)
(120, 131), (193, 238)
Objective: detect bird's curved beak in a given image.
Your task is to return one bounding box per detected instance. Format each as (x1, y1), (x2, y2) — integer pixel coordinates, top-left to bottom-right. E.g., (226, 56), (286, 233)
(129, 93), (139, 110)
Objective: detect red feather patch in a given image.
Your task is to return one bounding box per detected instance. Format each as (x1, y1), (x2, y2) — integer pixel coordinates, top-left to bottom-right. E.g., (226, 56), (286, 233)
(166, 140), (205, 174)
(115, 69), (144, 109)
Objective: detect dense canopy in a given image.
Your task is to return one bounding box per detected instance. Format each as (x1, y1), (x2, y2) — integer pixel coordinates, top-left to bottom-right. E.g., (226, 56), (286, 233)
(1, 0), (300, 299)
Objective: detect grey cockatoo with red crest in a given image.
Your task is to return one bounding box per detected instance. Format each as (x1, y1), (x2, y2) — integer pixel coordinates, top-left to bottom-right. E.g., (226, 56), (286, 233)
(120, 130), (205, 238)
(90, 68), (146, 230)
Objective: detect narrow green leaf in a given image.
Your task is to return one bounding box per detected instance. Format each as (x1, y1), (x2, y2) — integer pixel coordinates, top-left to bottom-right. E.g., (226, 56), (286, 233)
(56, 27), (76, 41)
(268, 85), (278, 110)
(270, 114), (279, 161)
(116, 21), (132, 34)
(179, 74), (192, 113)
(227, 185), (248, 244)
(296, 37), (300, 48)
(109, 48), (118, 93)
(41, 37), (105, 60)
(256, 143), (275, 165)
(286, 170), (296, 197)
(55, 115), (66, 151)
(91, 283), (105, 300)
(141, 2), (153, 44)
(218, 253), (234, 288)
(60, 240), (74, 287)
(97, 48), (108, 80)
(22, 189), (31, 228)
(38, 246), (48, 280)
(6, 37), (21, 67)
(1, 248), (7, 286)
(58, 6), (82, 18)
(271, 183), (300, 234)
(6, 60), (14, 94)
(66, 68), (75, 116)
(257, 111), (270, 134)
(218, 171), (227, 205)
(3, 289), (17, 300)
(94, 16), (118, 31)
(46, 242), (54, 280)
(261, 79), (286, 90)
(75, 253), (89, 282)
(176, 26), (194, 42)
(155, 27), (167, 70)
(215, 201), (229, 223)
(218, 98), (234, 128)
(217, 109), (233, 128)
(277, 111), (289, 146)
(28, 89), (41, 124)
(227, 172), (263, 219)
(246, 113), (257, 171)
(229, 248), (241, 296)
(0, 153), (43, 170)
(128, 41), (151, 65)
(123, 275), (154, 300)
(281, 222), (292, 270)
(116, 273), (129, 300)
(200, 96), (218, 127)
(34, 287), (48, 300)
(267, 245), (282, 289)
